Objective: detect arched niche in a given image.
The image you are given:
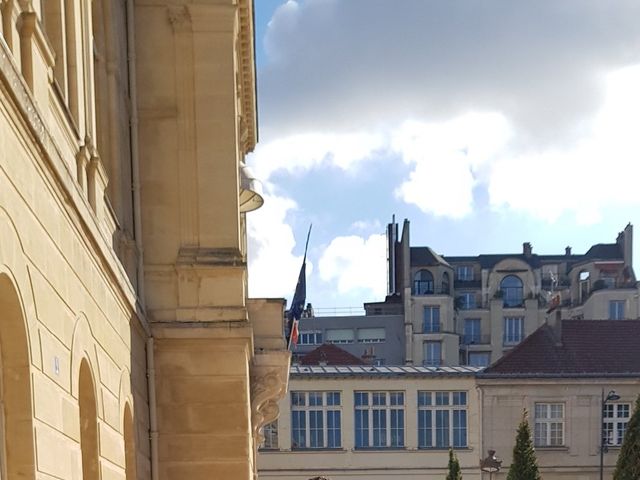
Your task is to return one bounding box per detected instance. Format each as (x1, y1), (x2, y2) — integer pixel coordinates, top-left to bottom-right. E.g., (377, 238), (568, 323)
(0, 273), (36, 480)
(79, 358), (100, 480)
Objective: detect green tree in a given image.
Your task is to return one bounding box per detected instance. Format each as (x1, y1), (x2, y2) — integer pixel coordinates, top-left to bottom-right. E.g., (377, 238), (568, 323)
(507, 409), (541, 480)
(446, 447), (462, 480)
(614, 394), (640, 480)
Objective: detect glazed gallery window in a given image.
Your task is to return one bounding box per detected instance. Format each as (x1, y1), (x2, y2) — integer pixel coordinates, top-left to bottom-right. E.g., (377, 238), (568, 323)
(418, 391), (467, 448)
(354, 392), (405, 448)
(423, 306), (440, 333)
(534, 403), (564, 447)
(503, 317), (524, 345)
(291, 391), (342, 449)
(298, 330), (322, 346)
(603, 403), (631, 446)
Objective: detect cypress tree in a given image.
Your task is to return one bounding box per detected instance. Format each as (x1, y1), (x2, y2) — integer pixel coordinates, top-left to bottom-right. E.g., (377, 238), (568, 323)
(507, 409), (541, 480)
(446, 447), (463, 480)
(614, 394), (640, 480)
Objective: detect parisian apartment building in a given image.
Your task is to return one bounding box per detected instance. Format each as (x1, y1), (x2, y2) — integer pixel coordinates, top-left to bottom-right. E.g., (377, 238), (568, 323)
(0, 2), (288, 480)
(259, 219), (640, 479)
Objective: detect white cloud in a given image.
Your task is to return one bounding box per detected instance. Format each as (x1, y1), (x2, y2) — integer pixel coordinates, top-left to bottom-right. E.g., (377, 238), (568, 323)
(488, 65), (640, 224)
(249, 131), (384, 184)
(351, 219), (382, 232)
(318, 234), (387, 299)
(391, 113), (511, 218)
(247, 193), (311, 299)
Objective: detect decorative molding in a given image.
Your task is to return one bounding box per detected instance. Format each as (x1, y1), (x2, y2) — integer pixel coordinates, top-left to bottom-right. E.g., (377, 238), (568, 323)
(250, 350), (290, 445)
(237, 0), (257, 154)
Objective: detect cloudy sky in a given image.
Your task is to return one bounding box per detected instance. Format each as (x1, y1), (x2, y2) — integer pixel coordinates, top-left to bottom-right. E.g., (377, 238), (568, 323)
(247, 0), (640, 313)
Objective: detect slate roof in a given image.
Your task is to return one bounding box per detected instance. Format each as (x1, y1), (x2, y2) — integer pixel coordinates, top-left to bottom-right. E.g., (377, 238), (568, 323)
(299, 343), (366, 366)
(481, 320), (640, 377)
(410, 247), (451, 267)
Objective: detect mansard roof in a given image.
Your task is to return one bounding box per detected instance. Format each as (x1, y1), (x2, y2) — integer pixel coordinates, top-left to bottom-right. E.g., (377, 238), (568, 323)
(480, 320), (640, 378)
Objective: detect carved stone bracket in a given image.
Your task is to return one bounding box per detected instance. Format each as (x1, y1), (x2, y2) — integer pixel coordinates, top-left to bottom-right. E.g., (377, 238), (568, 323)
(250, 350), (290, 445)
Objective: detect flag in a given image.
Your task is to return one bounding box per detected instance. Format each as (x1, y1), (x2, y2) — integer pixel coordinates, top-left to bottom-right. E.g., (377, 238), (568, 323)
(286, 225), (311, 350)
(286, 260), (306, 350)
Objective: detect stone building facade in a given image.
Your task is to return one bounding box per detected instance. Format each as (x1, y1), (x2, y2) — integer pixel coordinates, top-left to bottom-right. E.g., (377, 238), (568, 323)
(0, 1), (288, 480)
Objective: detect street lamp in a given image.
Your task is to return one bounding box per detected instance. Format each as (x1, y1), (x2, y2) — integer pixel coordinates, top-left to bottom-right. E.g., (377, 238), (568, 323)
(600, 389), (621, 480)
(480, 449), (502, 480)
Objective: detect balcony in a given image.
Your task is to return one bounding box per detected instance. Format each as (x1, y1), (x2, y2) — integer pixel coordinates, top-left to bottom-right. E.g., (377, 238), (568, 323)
(413, 284), (451, 296)
(460, 334), (491, 345)
(454, 279), (481, 289)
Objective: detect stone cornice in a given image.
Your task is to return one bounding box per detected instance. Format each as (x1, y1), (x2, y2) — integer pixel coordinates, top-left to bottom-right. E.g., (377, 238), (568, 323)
(237, 0), (257, 154)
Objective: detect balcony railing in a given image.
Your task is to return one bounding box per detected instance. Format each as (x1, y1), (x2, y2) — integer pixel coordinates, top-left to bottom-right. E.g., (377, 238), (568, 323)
(413, 285), (451, 296)
(460, 334), (491, 345)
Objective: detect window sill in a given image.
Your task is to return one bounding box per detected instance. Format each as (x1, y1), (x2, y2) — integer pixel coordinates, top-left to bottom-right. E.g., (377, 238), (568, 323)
(535, 446), (569, 451)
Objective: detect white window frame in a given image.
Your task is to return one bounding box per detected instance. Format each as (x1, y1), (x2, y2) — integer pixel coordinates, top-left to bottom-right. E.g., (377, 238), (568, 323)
(463, 318), (482, 344)
(609, 300), (625, 320)
(468, 352), (490, 367)
(456, 265), (474, 281)
(503, 317), (524, 345)
(461, 292), (476, 310)
(354, 391), (405, 448)
(534, 403), (565, 447)
(603, 403), (631, 447)
(423, 306), (440, 333)
(298, 330), (322, 346)
(260, 420), (278, 450)
(291, 391), (342, 449)
(423, 341), (441, 367)
(418, 391), (468, 449)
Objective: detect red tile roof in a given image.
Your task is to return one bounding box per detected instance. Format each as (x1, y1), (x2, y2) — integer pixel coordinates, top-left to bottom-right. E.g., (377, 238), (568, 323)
(482, 320), (640, 377)
(299, 343), (366, 366)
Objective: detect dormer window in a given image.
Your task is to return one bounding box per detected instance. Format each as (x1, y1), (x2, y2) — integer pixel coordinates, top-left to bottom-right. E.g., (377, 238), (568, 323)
(413, 270), (434, 295)
(501, 275), (523, 307)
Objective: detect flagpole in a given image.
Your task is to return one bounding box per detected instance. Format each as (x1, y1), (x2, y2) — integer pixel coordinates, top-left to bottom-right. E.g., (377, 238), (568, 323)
(287, 225), (312, 351)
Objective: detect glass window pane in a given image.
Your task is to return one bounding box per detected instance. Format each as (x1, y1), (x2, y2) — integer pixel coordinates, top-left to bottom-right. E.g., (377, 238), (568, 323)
(435, 410), (450, 447)
(418, 410), (432, 448)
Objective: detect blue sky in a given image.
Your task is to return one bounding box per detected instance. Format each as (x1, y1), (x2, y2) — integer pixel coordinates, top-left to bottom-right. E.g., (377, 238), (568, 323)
(247, 0), (640, 311)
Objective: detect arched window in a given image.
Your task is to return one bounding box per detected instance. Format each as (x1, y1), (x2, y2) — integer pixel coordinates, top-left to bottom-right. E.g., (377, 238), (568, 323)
(79, 360), (99, 480)
(413, 270), (434, 295)
(579, 270), (590, 303)
(500, 275), (523, 307)
(0, 275), (36, 480)
(442, 272), (450, 294)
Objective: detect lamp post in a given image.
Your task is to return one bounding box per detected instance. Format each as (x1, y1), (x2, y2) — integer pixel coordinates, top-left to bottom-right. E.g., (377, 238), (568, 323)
(480, 449), (502, 480)
(600, 389), (621, 480)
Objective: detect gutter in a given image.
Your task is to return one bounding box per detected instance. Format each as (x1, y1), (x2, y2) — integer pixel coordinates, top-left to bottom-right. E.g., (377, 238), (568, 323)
(125, 2), (157, 479)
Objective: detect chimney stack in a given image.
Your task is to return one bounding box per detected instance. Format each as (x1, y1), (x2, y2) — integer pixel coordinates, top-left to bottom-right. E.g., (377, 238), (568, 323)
(523, 242), (532, 258)
(565, 246), (572, 256)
